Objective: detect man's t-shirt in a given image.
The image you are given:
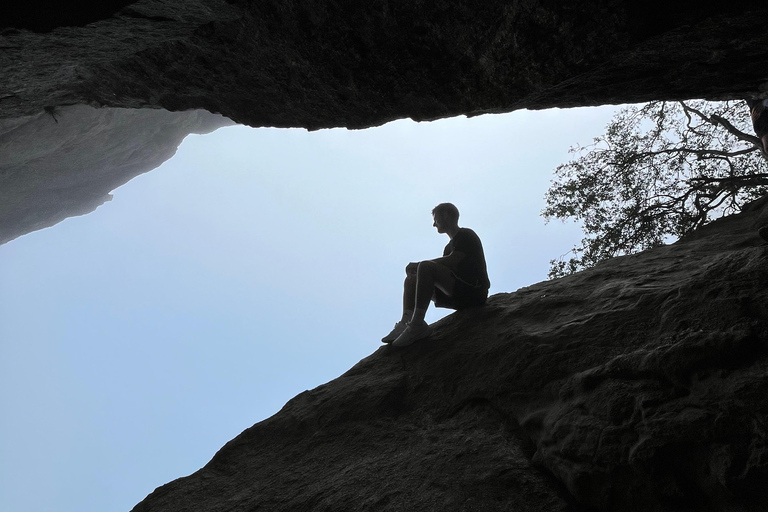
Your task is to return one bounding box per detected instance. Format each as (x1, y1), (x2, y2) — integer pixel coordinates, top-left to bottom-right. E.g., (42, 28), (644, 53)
(443, 228), (490, 290)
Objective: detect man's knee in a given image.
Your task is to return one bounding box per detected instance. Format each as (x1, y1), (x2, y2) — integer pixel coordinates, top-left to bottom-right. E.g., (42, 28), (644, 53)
(420, 260), (455, 292)
(417, 260), (438, 275)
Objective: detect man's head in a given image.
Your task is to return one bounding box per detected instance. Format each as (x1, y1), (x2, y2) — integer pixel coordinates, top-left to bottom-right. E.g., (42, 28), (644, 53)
(432, 203), (459, 234)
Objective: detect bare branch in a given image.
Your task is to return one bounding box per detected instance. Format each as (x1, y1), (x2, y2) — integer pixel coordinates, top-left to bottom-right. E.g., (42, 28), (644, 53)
(682, 102), (761, 146)
(711, 113), (761, 146)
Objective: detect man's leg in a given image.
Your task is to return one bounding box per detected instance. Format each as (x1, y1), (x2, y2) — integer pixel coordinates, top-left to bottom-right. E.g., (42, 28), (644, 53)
(402, 272), (416, 322)
(392, 261), (455, 346)
(411, 260), (456, 323)
(382, 270), (418, 343)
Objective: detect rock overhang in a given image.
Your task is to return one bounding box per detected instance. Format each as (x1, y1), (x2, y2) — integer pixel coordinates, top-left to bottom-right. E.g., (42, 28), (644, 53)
(2, 1), (768, 128)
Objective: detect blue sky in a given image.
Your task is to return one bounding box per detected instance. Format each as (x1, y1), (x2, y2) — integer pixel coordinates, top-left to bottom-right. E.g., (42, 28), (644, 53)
(0, 106), (618, 512)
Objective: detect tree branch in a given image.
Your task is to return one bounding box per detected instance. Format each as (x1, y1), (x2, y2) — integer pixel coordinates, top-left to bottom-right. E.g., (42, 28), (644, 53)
(622, 146), (757, 163)
(711, 113), (762, 146)
(681, 101), (762, 146)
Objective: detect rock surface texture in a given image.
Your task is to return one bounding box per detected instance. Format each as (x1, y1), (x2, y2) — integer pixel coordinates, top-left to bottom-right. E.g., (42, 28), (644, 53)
(131, 198), (768, 511)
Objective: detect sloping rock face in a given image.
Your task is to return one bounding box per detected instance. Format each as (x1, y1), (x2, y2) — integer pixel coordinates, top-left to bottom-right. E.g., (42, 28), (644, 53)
(2, 2), (768, 128)
(131, 199), (768, 511)
(0, 105), (231, 244)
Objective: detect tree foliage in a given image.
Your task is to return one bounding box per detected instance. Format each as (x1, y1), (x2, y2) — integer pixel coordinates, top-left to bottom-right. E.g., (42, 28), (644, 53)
(543, 100), (768, 279)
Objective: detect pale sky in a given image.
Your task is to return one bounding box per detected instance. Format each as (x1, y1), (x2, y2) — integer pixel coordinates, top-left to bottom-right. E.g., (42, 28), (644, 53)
(0, 106), (618, 512)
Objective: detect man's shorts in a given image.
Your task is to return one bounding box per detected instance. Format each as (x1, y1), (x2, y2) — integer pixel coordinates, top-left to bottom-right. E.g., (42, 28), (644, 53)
(433, 277), (488, 310)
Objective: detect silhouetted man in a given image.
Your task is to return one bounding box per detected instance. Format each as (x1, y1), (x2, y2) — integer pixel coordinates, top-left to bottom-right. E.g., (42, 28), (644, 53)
(382, 203), (490, 347)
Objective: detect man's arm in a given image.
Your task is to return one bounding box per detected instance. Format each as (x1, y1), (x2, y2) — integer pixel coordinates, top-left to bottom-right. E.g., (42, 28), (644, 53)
(406, 250), (466, 275)
(428, 250), (465, 272)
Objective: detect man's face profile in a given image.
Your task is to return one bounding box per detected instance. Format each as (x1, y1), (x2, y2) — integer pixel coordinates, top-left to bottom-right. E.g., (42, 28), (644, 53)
(433, 213), (446, 233)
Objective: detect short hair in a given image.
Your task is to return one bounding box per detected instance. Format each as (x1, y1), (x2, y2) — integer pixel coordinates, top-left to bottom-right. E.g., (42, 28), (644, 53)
(432, 203), (459, 223)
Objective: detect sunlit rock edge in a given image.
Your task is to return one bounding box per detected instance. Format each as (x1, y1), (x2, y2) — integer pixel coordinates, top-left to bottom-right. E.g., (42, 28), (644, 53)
(0, 105), (233, 245)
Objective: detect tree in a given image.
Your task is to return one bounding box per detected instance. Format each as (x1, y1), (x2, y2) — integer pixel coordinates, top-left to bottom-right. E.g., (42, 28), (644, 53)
(543, 100), (768, 279)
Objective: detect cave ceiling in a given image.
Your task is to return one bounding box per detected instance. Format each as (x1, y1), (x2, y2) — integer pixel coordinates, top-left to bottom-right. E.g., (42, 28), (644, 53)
(3, 1), (768, 128)
(1, 1), (767, 244)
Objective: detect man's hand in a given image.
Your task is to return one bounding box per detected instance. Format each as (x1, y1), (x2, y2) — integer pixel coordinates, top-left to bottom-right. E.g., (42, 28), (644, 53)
(406, 262), (419, 275)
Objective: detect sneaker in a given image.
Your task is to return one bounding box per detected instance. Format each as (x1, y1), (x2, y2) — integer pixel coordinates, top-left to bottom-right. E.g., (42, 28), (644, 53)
(392, 320), (430, 347)
(381, 321), (408, 344)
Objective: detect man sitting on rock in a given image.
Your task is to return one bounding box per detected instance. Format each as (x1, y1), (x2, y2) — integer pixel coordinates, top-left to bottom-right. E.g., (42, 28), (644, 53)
(382, 203), (490, 347)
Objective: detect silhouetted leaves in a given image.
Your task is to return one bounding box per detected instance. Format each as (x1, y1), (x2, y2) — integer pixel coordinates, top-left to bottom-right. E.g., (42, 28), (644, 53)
(543, 100), (768, 279)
